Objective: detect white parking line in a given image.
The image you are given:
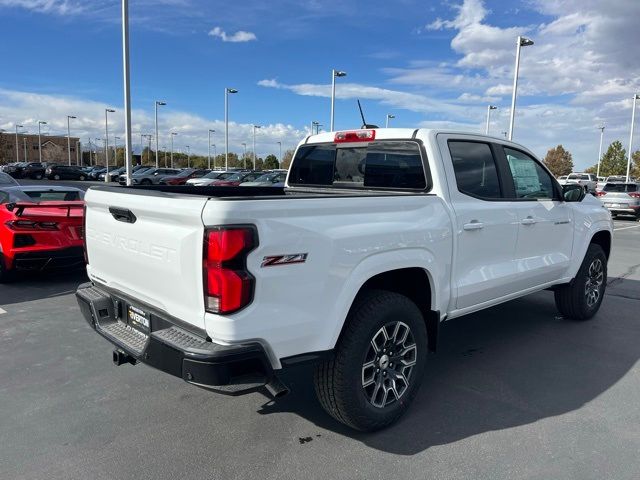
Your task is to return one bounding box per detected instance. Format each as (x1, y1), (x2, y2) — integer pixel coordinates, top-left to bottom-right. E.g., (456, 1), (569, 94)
(614, 225), (640, 232)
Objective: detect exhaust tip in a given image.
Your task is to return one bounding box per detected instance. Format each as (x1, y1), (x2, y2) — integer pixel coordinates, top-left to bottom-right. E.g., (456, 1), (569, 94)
(265, 376), (289, 398)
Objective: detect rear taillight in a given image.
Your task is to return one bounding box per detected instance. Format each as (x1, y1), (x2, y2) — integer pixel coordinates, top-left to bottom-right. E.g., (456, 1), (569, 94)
(629, 192), (640, 198)
(5, 220), (59, 230)
(334, 129), (376, 143)
(596, 191), (606, 196)
(82, 204), (88, 264)
(203, 226), (257, 314)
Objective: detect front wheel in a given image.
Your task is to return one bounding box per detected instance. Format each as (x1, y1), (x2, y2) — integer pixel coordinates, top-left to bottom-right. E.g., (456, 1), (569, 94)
(554, 244), (607, 320)
(53, 174), (61, 180)
(314, 289), (427, 431)
(79, 175), (86, 181)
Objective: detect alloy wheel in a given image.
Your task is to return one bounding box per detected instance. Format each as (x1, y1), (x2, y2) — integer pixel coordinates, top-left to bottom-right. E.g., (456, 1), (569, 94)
(585, 258), (604, 307)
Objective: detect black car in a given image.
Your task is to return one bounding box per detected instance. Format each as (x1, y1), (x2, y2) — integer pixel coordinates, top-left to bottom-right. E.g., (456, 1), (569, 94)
(45, 165), (88, 181)
(21, 162), (47, 179)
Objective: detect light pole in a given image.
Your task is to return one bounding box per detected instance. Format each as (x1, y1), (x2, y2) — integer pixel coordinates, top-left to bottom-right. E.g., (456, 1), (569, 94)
(252, 125), (261, 170)
(23, 137), (28, 162)
(114, 136), (121, 165)
(485, 105), (497, 135)
(211, 144), (217, 168)
(225, 87), (238, 170)
(163, 147), (167, 167)
(277, 141), (282, 167)
(186, 145), (190, 168)
(15, 124), (23, 162)
(154, 100), (166, 168)
(508, 36), (534, 141)
(596, 125), (605, 178)
(241, 142), (247, 168)
(37, 121), (47, 163)
(104, 108), (115, 182)
(208, 129), (215, 169)
(330, 69), (347, 131)
(66, 115), (76, 165)
(385, 114), (395, 128)
(122, 0), (134, 185)
(626, 94), (640, 182)
(170, 132), (177, 168)
(76, 140), (81, 165)
(142, 134), (152, 164)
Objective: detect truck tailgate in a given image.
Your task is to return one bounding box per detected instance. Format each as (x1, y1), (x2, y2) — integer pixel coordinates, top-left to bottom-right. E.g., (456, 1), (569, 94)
(84, 188), (208, 329)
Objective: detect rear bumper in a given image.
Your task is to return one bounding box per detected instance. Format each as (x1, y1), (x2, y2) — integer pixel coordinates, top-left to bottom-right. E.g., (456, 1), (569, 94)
(76, 282), (274, 395)
(12, 246), (85, 271)
(604, 205), (640, 215)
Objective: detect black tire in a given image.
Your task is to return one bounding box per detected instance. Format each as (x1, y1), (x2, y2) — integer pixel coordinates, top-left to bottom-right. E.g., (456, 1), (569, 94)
(314, 289), (428, 431)
(554, 244), (607, 321)
(141, 179), (152, 185)
(79, 175), (86, 181)
(53, 174), (61, 180)
(33, 173), (43, 180)
(0, 252), (13, 283)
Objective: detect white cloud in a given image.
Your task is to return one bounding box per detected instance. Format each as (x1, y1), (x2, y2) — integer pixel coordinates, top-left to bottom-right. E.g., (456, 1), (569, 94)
(0, 0), (84, 14)
(208, 26), (257, 43)
(0, 89), (301, 157)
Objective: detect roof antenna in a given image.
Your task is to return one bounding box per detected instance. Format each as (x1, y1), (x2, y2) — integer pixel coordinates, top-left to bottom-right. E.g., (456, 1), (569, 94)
(357, 99), (379, 129)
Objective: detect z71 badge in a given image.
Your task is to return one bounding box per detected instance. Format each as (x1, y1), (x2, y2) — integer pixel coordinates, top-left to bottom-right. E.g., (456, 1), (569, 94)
(261, 253), (308, 267)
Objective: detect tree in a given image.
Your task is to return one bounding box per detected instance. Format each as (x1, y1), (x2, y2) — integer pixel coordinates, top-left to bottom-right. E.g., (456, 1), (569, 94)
(263, 154), (279, 170)
(631, 150), (640, 179)
(281, 149), (295, 169)
(592, 141), (627, 177)
(543, 145), (573, 177)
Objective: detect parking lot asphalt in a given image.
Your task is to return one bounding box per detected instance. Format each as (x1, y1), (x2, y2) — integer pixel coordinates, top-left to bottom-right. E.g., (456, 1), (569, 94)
(1, 185), (640, 479)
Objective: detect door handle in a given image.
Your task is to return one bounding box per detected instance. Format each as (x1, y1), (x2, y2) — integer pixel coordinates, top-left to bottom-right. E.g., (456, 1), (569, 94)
(109, 207), (137, 224)
(463, 221), (484, 231)
(521, 216), (537, 225)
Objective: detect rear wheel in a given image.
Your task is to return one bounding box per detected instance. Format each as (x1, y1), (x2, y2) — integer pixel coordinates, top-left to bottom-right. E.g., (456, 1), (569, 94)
(79, 175), (86, 181)
(0, 253), (13, 283)
(33, 173), (43, 180)
(53, 174), (61, 180)
(554, 244), (607, 320)
(141, 179), (152, 185)
(314, 289), (427, 431)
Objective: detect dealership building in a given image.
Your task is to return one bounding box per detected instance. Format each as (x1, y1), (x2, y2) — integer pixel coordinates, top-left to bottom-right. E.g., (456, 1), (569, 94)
(0, 133), (81, 164)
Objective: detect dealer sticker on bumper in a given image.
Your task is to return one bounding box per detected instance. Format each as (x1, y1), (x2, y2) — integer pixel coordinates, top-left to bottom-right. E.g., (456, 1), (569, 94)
(127, 305), (150, 331)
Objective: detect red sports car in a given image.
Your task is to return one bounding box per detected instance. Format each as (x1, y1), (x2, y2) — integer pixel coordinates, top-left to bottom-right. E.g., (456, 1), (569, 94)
(0, 174), (85, 281)
(159, 168), (211, 185)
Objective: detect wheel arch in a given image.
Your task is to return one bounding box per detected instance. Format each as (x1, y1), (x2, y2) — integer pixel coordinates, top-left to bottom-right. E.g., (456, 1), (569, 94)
(590, 230), (611, 259)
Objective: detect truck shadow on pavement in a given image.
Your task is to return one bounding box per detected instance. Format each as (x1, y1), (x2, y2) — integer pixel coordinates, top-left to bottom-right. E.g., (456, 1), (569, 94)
(0, 270), (88, 306)
(260, 285), (640, 455)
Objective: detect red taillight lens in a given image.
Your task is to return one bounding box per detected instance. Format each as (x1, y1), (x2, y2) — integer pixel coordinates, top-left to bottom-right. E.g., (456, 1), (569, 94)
(596, 191), (606, 196)
(5, 220), (58, 231)
(628, 192), (640, 198)
(334, 129), (376, 143)
(203, 226), (257, 314)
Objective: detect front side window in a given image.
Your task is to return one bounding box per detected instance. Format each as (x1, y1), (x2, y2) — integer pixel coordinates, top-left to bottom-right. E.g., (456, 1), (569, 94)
(504, 148), (556, 200)
(448, 141), (501, 199)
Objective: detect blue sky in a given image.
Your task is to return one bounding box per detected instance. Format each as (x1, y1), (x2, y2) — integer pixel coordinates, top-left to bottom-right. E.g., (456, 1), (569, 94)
(1, 0), (640, 167)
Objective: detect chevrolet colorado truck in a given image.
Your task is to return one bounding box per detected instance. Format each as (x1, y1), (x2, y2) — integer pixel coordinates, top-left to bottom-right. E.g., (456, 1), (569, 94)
(76, 129), (612, 431)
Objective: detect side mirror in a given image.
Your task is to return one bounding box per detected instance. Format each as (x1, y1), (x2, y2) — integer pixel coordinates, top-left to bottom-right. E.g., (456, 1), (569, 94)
(563, 183), (586, 202)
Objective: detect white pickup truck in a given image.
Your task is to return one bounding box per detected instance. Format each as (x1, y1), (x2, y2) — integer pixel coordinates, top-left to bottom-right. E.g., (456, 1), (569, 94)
(77, 128), (612, 431)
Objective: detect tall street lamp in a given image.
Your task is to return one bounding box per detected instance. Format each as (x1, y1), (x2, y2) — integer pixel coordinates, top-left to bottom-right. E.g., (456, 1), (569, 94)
(142, 134), (152, 164)
(596, 125), (605, 178)
(186, 145), (190, 168)
(155, 100), (166, 168)
(211, 144), (217, 168)
(66, 115), (77, 166)
(121, 0), (134, 185)
(252, 125), (261, 170)
(330, 69), (347, 131)
(170, 132), (178, 168)
(626, 94), (640, 182)
(163, 146), (167, 167)
(37, 121), (47, 163)
(15, 124), (23, 162)
(485, 105), (497, 135)
(277, 141), (282, 167)
(23, 137), (28, 162)
(208, 129), (215, 169)
(385, 114), (395, 128)
(241, 142), (247, 168)
(225, 87), (238, 170)
(104, 108), (116, 182)
(508, 36), (534, 141)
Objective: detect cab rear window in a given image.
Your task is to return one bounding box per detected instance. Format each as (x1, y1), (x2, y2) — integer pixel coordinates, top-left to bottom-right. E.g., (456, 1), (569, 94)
(288, 141), (427, 190)
(603, 183), (638, 192)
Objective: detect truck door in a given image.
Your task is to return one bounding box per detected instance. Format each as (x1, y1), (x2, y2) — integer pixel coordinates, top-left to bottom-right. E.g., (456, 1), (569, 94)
(497, 146), (574, 289)
(438, 136), (520, 310)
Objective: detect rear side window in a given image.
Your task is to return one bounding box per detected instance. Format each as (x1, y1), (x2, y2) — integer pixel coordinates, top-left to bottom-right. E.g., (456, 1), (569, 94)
(289, 141), (426, 190)
(448, 141), (501, 199)
(603, 183), (638, 192)
(24, 191), (83, 201)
